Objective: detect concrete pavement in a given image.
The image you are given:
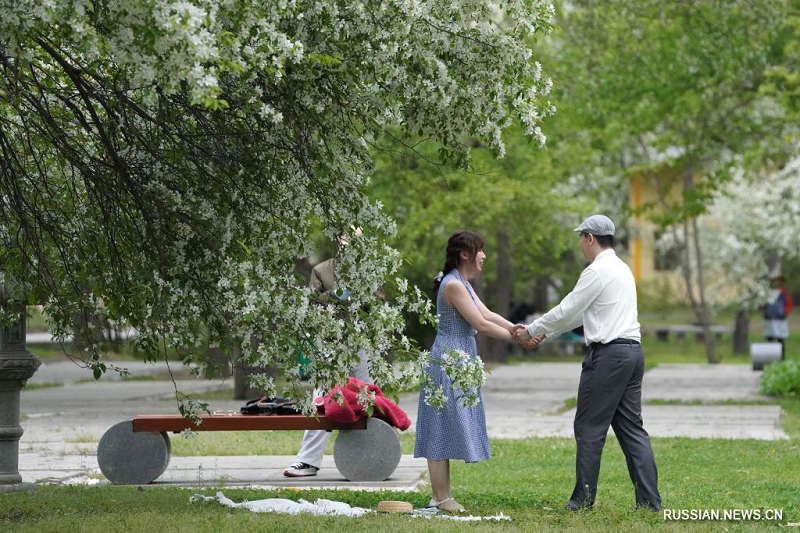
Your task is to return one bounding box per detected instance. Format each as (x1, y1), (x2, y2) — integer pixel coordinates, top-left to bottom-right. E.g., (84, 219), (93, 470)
(642, 363), (764, 401)
(20, 453), (428, 490)
(396, 362), (787, 440)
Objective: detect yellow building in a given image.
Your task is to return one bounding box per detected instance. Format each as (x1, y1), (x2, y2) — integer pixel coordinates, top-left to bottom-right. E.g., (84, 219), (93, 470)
(626, 172), (687, 300)
(627, 168), (764, 311)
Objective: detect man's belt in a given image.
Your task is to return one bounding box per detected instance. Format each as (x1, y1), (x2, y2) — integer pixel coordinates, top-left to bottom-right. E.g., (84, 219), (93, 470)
(590, 338), (640, 348)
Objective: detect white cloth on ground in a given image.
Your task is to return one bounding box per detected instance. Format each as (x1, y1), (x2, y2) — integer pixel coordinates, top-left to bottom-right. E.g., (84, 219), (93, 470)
(190, 492), (371, 517)
(190, 492), (512, 521)
(411, 508), (512, 522)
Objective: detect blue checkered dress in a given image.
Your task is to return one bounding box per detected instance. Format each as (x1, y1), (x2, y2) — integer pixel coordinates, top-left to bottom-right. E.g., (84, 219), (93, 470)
(414, 270), (490, 463)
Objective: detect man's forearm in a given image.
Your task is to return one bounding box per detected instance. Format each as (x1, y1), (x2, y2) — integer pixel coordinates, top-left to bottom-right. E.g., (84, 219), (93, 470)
(526, 269), (598, 338)
(527, 301), (583, 339)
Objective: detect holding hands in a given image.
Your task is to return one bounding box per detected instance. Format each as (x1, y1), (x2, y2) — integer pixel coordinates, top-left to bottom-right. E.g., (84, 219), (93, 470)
(511, 324), (545, 349)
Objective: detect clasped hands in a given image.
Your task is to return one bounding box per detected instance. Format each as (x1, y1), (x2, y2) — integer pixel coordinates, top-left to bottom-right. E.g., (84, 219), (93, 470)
(511, 324), (546, 349)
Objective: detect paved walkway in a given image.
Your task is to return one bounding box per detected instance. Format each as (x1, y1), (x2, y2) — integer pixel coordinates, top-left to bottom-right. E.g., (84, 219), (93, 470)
(22, 453), (428, 490)
(398, 362), (785, 440)
(31, 358), (192, 385)
(16, 360), (787, 489)
(643, 363), (764, 401)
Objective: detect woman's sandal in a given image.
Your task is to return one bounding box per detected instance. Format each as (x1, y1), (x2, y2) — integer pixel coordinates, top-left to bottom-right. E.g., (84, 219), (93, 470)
(427, 497), (467, 514)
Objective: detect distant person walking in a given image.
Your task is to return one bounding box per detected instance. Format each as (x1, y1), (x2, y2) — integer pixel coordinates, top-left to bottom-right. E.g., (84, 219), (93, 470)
(516, 214), (661, 512)
(764, 275), (793, 361)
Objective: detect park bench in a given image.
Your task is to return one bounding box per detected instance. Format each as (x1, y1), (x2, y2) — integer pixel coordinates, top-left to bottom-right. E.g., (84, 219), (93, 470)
(97, 413), (402, 485)
(650, 324), (733, 342)
(531, 331), (586, 356)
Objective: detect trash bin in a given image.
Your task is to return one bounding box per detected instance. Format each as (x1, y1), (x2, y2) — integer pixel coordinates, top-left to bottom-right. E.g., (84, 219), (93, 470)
(751, 342), (782, 371)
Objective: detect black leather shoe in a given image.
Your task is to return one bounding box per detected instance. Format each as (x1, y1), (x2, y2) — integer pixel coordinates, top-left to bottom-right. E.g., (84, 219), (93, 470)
(636, 504), (661, 512)
(565, 504), (593, 511)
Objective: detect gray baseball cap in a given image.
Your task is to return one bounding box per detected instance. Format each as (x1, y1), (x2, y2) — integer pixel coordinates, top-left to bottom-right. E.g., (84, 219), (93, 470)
(574, 214), (615, 236)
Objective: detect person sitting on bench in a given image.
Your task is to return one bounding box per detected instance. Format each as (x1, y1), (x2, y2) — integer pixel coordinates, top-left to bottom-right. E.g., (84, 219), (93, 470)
(284, 248), (373, 477)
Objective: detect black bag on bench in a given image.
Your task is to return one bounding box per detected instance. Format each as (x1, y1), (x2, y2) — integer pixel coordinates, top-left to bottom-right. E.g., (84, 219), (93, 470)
(240, 396), (300, 415)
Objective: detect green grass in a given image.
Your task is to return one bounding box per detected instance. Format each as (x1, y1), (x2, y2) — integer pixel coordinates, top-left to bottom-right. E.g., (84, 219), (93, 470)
(2, 435), (798, 532)
(25, 306), (50, 332)
(170, 428), (418, 457)
(65, 434), (99, 444)
(547, 396), (577, 415)
(20, 382), (63, 391)
(25, 337), (193, 364)
(181, 387), (237, 401)
(27, 343), (142, 363)
(779, 397), (800, 439)
(120, 373), (178, 382)
(2, 399), (798, 532)
(643, 399), (780, 406)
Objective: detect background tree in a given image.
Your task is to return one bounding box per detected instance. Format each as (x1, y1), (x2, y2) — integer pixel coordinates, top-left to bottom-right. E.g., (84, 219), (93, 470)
(0, 0), (557, 413)
(658, 158), (800, 354)
(370, 126), (589, 361)
(551, 0), (791, 363)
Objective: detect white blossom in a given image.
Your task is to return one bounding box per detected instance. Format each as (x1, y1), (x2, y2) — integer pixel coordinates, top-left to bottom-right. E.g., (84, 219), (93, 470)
(0, 0), (554, 416)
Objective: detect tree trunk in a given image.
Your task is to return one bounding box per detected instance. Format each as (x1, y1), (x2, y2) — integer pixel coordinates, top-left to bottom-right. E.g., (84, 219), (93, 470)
(766, 249), (781, 278)
(206, 346), (233, 379)
(690, 214), (716, 363)
(485, 230), (512, 363)
(233, 348), (279, 400)
(534, 276), (550, 314)
(680, 165), (717, 363)
(733, 309), (750, 355)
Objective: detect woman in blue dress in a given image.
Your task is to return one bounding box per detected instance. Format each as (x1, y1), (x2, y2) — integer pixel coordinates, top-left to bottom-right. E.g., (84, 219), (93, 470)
(414, 230), (541, 513)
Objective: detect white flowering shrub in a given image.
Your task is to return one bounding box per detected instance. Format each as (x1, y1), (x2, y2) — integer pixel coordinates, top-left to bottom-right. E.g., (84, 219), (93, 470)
(0, 0), (554, 416)
(419, 347), (487, 409)
(656, 156), (800, 311)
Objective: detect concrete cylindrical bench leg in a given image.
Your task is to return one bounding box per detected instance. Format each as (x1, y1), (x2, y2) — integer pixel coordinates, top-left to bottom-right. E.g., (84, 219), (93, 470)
(751, 342), (782, 371)
(333, 418), (402, 481)
(159, 432), (172, 478)
(98, 421), (171, 485)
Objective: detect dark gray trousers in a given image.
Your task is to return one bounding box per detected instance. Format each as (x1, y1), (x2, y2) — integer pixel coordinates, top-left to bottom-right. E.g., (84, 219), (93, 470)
(569, 341), (661, 510)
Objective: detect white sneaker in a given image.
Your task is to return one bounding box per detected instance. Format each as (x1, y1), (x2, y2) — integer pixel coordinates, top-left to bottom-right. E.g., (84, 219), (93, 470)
(283, 462), (319, 477)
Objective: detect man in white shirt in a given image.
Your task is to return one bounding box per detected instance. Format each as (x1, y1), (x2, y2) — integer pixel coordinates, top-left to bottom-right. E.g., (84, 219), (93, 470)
(516, 214), (661, 512)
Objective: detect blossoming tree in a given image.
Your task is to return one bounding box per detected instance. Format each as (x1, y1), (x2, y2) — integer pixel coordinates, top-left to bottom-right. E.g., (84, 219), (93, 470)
(0, 0), (556, 413)
(658, 157), (800, 353)
(553, 0), (789, 363)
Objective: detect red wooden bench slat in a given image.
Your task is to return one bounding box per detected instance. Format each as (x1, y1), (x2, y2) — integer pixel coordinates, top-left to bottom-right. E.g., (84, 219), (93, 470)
(132, 414), (367, 433)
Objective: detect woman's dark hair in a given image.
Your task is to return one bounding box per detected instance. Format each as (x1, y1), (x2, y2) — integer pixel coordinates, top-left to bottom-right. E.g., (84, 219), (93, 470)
(432, 230), (485, 294)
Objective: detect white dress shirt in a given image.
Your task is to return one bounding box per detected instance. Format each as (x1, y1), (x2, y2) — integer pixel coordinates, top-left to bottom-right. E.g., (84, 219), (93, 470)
(527, 249), (641, 345)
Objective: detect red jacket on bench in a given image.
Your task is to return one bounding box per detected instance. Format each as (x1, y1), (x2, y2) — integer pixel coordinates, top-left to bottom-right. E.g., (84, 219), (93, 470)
(316, 377), (411, 431)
